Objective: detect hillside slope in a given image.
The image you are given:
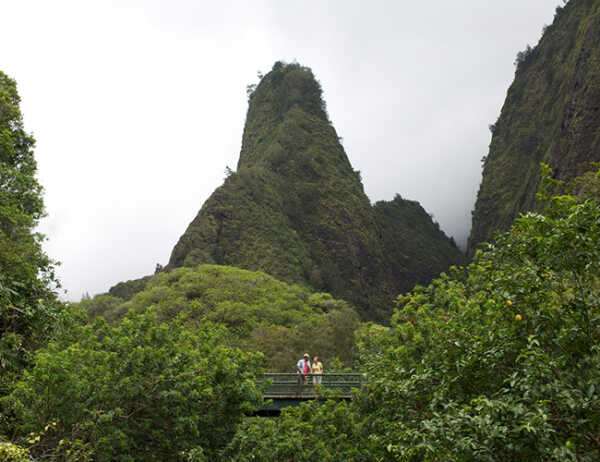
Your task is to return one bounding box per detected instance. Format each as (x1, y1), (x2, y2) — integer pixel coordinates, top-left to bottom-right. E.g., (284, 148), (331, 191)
(469, 0), (600, 252)
(374, 195), (461, 289)
(83, 264), (360, 372)
(168, 62), (463, 319)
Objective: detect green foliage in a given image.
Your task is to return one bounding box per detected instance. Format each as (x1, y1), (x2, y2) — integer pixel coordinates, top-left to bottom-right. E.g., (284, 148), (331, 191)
(80, 293), (124, 318)
(374, 195), (464, 291)
(359, 196), (600, 460)
(0, 442), (30, 461)
(568, 163), (600, 201)
(225, 401), (370, 461)
(231, 183), (600, 461)
(469, 0), (600, 253)
(537, 161), (600, 211)
(4, 309), (262, 461)
(81, 264), (361, 372)
(169, 62), (463, 320)
(0, 71), (60, 400)
(514, 44), (535, 69)
(107, 276), (151, 301)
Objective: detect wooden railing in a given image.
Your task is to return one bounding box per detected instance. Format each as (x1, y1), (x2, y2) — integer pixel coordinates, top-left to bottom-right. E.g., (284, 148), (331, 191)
(261, 373), (365, 399)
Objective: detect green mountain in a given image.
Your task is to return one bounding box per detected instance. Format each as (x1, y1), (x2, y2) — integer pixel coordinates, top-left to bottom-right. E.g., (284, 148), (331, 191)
(374, 195), (462, 286)
(469, 0), (600, 253)
(167, 62), (463, 320)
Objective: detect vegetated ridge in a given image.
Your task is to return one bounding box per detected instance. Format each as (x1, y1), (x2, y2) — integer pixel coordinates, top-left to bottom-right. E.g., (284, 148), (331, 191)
(83, 264), (360, 372)
(469, 0), (600, 253)
(167, 61), (463, 320)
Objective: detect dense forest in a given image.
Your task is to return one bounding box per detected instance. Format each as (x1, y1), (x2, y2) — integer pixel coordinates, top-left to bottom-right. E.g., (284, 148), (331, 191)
(2, 0), (600, 460)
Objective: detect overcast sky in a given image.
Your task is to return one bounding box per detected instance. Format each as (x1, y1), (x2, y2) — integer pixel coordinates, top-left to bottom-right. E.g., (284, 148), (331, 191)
(1, 0), (562, 300)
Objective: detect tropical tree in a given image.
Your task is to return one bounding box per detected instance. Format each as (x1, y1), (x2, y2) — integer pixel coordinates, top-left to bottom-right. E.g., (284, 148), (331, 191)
(0, 71), (60, 399)
(353, 173), (600, 460)
(5, 310), (263, 461)
(229, 169), (600, 461)
(225, 401), (371, 462)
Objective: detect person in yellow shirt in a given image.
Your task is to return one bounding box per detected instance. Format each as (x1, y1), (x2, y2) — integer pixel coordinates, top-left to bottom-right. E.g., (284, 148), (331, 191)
(312, 356), (324, 385)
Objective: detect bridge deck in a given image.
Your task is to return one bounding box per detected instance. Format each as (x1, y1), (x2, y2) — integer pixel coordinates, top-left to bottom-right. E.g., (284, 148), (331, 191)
(261, 373), (365, 400)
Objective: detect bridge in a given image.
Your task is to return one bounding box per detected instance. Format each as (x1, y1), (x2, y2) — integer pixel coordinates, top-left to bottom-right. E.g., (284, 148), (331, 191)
(256, 373), (366, 416)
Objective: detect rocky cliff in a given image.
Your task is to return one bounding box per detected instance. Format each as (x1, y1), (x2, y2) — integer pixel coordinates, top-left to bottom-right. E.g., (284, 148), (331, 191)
(168, 62), (463, 319)
(469, 0), (600, 253)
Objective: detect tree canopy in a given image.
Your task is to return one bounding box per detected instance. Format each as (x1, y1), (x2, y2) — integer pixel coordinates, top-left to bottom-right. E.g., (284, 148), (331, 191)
(80, 264), (361, 372)
(4, 311), (262, 461)
(0, 71), (60, 398)
(229, 171), (600, 461)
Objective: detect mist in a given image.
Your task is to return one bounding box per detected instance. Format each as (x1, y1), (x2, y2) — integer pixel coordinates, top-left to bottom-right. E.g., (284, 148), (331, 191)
(0, 0), (562, 299)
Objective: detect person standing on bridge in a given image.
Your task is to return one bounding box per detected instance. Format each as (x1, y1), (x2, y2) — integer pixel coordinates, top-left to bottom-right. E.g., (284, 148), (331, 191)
(312, 356), (323, 385)
(297, 353), (312, 384)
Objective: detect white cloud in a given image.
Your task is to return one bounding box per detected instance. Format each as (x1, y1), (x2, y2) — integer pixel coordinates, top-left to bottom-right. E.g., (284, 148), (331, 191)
(0, 0), (562, 300)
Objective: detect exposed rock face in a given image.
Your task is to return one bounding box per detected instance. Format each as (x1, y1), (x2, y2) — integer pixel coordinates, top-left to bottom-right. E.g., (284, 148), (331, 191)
(169, 62), (463, 319)
(469, 0), (600, 253)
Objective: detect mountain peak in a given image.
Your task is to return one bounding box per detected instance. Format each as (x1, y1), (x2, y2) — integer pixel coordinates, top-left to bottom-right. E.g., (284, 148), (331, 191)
(168, 62), (463, 319)
(239, 61), (330, 169)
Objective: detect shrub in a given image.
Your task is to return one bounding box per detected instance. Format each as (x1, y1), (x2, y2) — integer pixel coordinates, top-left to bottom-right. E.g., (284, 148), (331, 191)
(0, 442), (29, 462)
(514, 44), (535, 69)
